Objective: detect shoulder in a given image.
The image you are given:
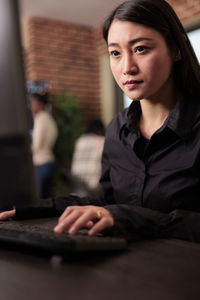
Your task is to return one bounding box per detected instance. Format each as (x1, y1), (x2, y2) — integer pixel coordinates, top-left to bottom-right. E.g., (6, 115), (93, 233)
(106, 108), (129, 140)
(36, 110), (49, 121)
(183, 95), (200, 133)
(40, 111), (56, 125)
(75, 134), (104, 146)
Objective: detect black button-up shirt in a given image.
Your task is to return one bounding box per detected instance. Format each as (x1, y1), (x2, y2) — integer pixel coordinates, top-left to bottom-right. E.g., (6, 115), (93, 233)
(99, 95), (200, 242)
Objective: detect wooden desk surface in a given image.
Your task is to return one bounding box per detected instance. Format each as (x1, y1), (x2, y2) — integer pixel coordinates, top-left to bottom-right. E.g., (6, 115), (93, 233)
(0, 218), (199, 300)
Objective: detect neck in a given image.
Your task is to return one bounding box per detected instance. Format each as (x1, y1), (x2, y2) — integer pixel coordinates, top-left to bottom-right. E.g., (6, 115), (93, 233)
(139, 82), (177, 139)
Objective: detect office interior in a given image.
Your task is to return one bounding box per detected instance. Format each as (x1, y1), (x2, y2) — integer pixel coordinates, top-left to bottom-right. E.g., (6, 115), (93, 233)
(0, 1), (200, 300)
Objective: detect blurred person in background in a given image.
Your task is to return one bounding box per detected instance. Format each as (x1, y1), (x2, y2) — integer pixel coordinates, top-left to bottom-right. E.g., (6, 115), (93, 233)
(71, 119), (105, 192)
(31, 93), (58, 198)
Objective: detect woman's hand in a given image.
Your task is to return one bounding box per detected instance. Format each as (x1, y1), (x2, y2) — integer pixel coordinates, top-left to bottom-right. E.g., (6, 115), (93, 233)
(0, 208), (16, 220)
(54, 205), (114, 236)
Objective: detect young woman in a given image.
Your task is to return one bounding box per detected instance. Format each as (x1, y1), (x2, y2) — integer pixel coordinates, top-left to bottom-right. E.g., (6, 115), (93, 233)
(1, 0), (200, 243)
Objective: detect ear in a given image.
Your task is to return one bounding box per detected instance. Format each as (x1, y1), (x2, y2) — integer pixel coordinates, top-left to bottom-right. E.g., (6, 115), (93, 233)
(174, 49), (182, 62)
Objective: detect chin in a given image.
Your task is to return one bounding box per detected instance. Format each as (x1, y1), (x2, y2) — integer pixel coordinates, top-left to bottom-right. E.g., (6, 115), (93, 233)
(127, 93), (144, 102)
(130, 97), (140, 102)
(125, 90), (143, 100)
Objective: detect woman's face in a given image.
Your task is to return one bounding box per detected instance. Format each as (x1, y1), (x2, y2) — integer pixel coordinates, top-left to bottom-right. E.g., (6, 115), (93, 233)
(107, 20), (175, 102)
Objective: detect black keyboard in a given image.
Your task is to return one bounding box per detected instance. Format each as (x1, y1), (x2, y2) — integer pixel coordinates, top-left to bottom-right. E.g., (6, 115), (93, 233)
(0, 221), (127, 256)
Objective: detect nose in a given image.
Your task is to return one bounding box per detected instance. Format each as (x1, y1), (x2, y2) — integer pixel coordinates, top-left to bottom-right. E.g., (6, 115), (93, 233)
(122, 52), (138, 75)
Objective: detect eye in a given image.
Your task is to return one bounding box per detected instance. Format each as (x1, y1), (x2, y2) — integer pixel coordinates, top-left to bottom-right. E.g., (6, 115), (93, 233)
(110, 50), (120, 57)
(135, 46), (147, 53)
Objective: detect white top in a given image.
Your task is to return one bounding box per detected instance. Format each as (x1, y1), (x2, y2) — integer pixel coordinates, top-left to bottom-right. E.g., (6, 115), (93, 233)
(32, 110), (58, 166)
(71, 134), (105, 189)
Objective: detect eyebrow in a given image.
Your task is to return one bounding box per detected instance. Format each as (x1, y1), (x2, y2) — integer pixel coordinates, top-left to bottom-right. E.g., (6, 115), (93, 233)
(108, 37), (153, 48)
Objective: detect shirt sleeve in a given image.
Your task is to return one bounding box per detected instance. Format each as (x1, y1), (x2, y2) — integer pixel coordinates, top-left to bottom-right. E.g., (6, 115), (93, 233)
(14, 194), (107, 220)
(105, 204), (200, 243)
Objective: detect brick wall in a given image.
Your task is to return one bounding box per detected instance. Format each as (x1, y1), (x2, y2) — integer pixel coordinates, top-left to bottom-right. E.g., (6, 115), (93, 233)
(25, 18), (101, 122)
(24, 0), (200, 122)
(168, 0), (200, 24)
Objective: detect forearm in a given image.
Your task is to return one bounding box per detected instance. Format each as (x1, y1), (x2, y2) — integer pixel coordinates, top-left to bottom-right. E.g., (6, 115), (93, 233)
(106, 204), (200, 243)
(14, 193), (109, 220)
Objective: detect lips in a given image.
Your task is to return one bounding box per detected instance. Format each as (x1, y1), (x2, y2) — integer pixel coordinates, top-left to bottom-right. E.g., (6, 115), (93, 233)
(124, 80), (143, 89)
(125, 80), (143, 85)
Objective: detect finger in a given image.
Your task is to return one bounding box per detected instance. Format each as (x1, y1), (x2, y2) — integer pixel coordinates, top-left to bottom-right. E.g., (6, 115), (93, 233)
(85, 220), (94, 229)
(54, 209), (82, 233)
(0, 209), (16, 220)
(54, 210), (81, 233)
(58, 206), (75, 223)
(88, 217), (113, 236)
(68, 209), (96, 235)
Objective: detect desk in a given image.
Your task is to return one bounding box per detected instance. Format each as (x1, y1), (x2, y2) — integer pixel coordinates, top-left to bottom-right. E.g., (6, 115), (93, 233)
(0, 218), (199, 300)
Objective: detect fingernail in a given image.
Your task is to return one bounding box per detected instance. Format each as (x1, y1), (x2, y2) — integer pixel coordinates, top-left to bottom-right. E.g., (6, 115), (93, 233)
(88, 229), (94, 236)
(54, 227), (59, 233)
(68, 226), (75, 234)
(54, 223), (62, 232)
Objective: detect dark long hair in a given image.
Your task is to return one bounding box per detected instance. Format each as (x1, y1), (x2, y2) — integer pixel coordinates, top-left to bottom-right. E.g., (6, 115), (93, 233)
(103, 0), (200, 99)
(31, 92), (49, 104)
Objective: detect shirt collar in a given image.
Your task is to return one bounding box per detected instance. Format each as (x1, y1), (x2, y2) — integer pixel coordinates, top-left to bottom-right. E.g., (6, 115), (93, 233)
(165, 94), (199, 139)
(121, 94), (199, 140)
